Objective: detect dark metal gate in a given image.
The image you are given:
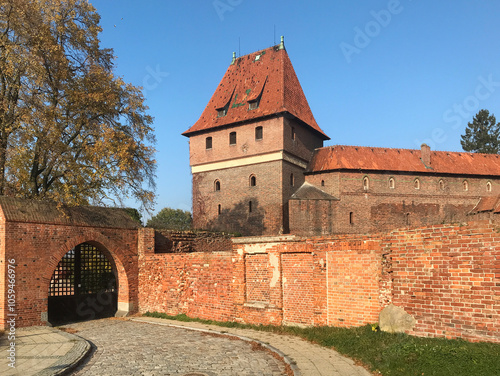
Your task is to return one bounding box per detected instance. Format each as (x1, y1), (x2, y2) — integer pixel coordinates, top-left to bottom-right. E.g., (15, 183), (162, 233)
(48, 243), (117, 325)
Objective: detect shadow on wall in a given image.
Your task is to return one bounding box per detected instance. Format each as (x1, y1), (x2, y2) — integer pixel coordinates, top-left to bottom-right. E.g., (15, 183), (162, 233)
(205, 197), (265, 236)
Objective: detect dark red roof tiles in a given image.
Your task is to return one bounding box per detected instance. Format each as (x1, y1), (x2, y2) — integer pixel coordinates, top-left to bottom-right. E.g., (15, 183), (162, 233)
(307, 145), (500, 176)
(183, 45), (329, 139)
(470, 196), (500, 213)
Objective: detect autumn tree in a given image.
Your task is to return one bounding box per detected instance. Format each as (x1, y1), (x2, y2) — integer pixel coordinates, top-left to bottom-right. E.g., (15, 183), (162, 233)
(0, 0), (156, 209)
(147, 208), (192, 230)
(461, 109), (500, 154)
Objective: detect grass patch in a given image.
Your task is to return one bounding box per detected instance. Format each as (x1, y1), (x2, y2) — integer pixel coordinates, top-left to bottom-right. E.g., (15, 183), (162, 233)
(144, 312), (500, 376)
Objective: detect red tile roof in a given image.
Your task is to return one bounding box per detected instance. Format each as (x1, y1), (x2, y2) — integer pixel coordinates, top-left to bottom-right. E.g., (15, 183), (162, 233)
(470, 196), (500, 213)
(182, 45), (329, 139)
(307, 145), (500, 176)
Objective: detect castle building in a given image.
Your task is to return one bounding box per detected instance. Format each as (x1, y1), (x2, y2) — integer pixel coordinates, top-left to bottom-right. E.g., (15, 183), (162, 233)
(184, 39), (500, 236)
(182, 38), (329, 235)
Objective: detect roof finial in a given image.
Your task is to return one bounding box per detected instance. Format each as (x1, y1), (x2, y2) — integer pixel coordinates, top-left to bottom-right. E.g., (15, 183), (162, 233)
(231, 51), (236, 65)
(279, 35), (285, 50)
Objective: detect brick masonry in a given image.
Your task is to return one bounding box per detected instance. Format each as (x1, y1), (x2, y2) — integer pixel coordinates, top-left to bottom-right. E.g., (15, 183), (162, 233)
(0, 221), (139, 328)
(138, 222), (499, 343)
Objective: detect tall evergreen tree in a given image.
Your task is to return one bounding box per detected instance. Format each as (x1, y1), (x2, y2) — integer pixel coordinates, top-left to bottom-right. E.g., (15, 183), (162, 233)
(460, 109), (500, 154)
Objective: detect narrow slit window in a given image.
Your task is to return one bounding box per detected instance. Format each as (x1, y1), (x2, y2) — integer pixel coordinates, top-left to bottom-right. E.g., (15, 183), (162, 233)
(214, 180), (221, 191)
(321, 180), (325, 187)
(249, 201), (252, 213)
(290, 173), (295, 187)
(218, 204), (221, 215)
(255, 126), (263, 140)
(250, 175), (256, 187)
(206, 137), (212, 150)
(439, 180), (444, 190)
(389, 178), (395, 189)
(349, 212), (354, 225)
(487, 181), (492, 192)
(291, 127), (296, 141)
(229, 132), (237, 145)
(414, 178), (420, 190)
(463, 180), (469, 191)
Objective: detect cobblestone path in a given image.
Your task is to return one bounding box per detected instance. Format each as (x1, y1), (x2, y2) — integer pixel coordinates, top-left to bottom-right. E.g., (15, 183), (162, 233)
(64, 318), (289, 376)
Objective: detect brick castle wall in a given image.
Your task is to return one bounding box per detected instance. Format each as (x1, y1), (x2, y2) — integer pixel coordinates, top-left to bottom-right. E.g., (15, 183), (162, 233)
(138, 222), (499, 343)
(292, 171), (499, 235)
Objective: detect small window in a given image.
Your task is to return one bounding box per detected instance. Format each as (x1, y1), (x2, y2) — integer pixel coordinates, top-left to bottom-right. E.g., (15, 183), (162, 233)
(255, 126), (263, 140)
(439, 179), (444, 190)
(349, 212), (354, 225)
(249, 201), (252, 213)
(214, 180), (221, 192)
(363, 176), (369, 190)
(290, 173), (295, 187)
(218, 204), (221, 215)
(206, 137), (212, 150)
(463, 180), (469, 191)
(229, 131), (236, 145)
(414, 178), (420, 190)
(217, 108), (227, 118)
(389, 178), (395, 189)
(249, 101), (259, 110)
(291, 127), (296, 141)
(321, 180), (325, 187)
(487, 181), (492, 192)
(250, 175), (256, 187)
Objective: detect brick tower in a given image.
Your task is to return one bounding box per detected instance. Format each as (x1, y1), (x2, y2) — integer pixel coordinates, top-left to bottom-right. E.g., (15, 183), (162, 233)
(183, 38), (329, 235)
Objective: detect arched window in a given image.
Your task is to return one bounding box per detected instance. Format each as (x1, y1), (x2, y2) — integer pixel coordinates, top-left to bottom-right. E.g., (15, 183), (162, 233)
(487, 181), (492, 192)
(389, 177), (395, 189)
(439, 179), (444, 190)
(414, 178), (420, 190)
(250, 175), (256, 187)
(463, 180), (469, 191)
(214, 180), (221, 191)
(290, 173), (295, 187)
(363, 176), (369, 190)
(206, 137), (212, 150)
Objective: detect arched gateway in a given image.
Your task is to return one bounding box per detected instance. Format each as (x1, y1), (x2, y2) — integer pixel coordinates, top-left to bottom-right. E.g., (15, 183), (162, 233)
(48, 243), (117, 325)
(0, 197), (140, 329)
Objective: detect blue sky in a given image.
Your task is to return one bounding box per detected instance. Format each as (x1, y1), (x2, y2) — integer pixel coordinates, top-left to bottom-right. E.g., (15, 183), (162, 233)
(90, 0), (500, 217)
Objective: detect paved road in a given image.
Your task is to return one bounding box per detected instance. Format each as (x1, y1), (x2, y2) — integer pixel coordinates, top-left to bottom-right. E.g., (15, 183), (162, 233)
(64, 318), (289, 376)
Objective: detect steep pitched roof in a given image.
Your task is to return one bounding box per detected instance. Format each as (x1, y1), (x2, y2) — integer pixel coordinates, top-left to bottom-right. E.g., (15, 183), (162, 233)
(182, 44), (329, 139)
(0, 196), (140, 229)
(290, 182), (339, 201)
(307, 145), (500, 176)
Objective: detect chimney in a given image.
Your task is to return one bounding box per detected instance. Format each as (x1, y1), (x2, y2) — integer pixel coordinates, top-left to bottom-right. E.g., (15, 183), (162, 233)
(421, 143), (431, 167)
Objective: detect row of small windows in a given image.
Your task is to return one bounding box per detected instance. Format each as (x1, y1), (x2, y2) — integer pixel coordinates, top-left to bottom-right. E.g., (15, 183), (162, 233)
(206, 126), (263, 149)
(358, 177), (492, 192)
(214, 173), (295, 191)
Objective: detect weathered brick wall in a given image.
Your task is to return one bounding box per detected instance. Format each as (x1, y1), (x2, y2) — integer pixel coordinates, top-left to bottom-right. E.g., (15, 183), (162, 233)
(386, 221), (500, 343)
(138, 229), (235, 321)
(153, 230), (232, 253)
(1, 221), (138, 329)
(138, 222), (499, 343)
(295, 170), (497, 235)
